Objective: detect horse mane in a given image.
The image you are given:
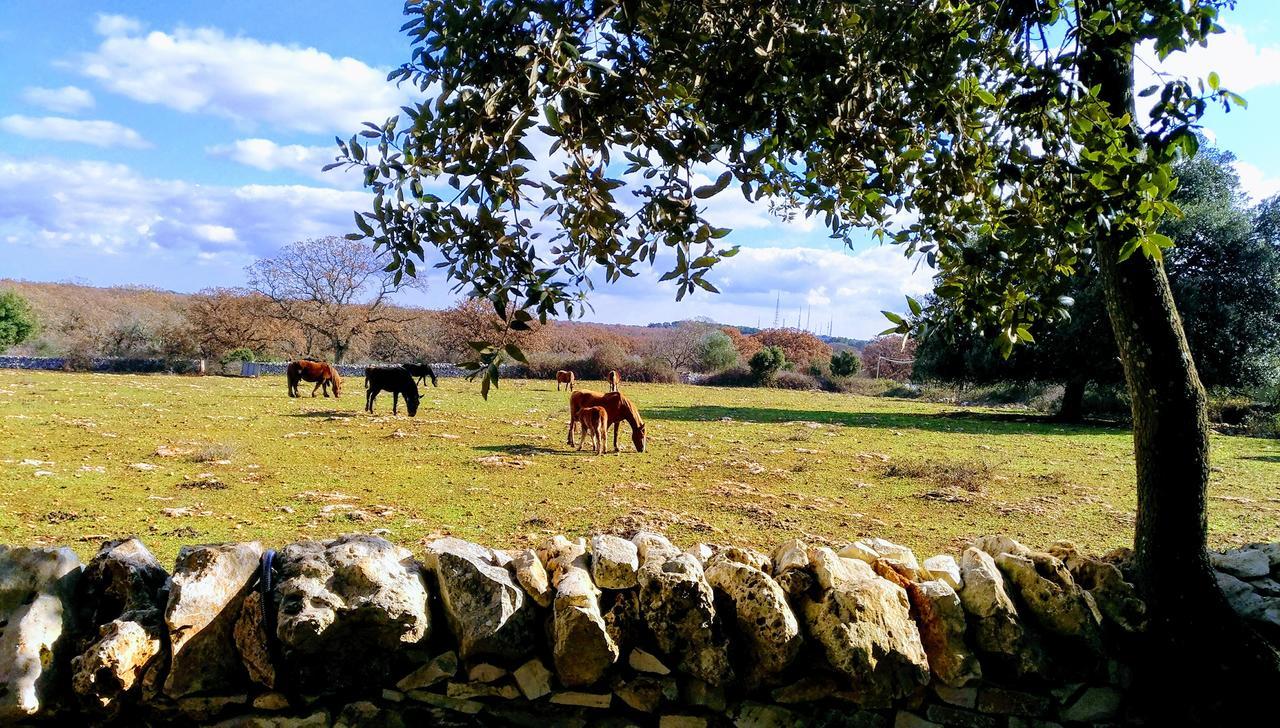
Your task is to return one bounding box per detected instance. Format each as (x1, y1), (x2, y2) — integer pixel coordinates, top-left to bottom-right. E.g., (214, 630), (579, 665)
(614, 392), (642, 427)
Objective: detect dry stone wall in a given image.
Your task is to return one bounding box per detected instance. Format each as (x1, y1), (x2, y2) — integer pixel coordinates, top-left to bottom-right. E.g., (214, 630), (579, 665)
(2, 533), (1277, 727)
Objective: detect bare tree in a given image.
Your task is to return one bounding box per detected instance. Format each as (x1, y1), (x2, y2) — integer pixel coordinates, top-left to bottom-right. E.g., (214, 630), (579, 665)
(246, 236), (422, 363)
(645, 321), (713, 371)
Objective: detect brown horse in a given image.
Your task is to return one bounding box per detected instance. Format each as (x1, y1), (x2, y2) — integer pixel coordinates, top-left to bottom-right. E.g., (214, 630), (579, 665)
(286, 360), (342, 398)
(607, 370), (619, 393)
(568, 390), (646, 453)
(556, 370), (576, 391)
(575, 406), (609, 455)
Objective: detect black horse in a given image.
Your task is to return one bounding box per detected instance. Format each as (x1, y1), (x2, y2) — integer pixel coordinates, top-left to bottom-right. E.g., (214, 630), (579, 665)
(364, 367), (421, 416)
(402, 362), (439, 388)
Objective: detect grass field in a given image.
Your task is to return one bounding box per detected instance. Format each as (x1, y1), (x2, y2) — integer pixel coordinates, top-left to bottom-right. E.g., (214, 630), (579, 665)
(1, 369), (1277, 564)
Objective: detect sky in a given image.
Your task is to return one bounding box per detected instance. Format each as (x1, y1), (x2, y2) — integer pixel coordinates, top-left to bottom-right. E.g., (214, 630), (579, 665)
(2, 3), (1279, 339)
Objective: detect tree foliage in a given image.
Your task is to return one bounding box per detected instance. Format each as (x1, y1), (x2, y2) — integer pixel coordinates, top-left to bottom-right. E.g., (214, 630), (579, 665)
(0, 289), (37, 351)
(748, 328), (832, 369)
(696, 330), (739, 372)
(830, 350), (863, 378)
(748, 345), (786, 383)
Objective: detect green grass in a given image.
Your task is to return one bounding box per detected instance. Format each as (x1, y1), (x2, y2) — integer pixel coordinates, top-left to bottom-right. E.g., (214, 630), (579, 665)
(1, 370), (1277, 564)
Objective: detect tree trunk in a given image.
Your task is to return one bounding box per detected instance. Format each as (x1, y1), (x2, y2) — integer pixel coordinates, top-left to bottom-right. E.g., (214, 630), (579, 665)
(1080, 7), (1280, 722)
(1056, 377), (1087, 423)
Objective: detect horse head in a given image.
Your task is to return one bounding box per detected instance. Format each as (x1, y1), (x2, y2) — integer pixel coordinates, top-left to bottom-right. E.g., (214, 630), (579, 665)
(632, 422), (646, 452)
(405, 388), (421, 416)
(329, 366), (342, 397)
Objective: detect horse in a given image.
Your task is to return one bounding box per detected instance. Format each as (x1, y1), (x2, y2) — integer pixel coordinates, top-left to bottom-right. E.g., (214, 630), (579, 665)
(402, 363), (439, 388)
(568, 390), (646, 453)
(575, 405), (609, 455)
(286, 359), (342, 398)
(364, 366), (421, 416)
(607, 370), (620, 393)
(556, 370), (576, 391)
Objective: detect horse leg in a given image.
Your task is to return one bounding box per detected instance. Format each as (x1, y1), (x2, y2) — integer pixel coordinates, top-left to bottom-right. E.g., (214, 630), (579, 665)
(567, 411), (576, 447)
(322, 380), (331, 398)
(311, 380), (321, 397)
(365, 387), (373, 413)
(612, 422), (620, 453)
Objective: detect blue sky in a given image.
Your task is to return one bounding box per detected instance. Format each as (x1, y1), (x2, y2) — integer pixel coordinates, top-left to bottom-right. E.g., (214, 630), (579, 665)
(2, 3), (1279, 338)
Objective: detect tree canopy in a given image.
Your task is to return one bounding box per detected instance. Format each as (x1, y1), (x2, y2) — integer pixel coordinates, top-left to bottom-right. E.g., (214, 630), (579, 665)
(0, 289), (37, 351)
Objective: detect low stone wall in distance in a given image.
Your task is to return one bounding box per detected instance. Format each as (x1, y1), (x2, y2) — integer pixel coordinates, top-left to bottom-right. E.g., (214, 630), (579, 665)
(2, 531), (1277, 726)
(242, 361), (516, 379)
(0, 355), (204, 374)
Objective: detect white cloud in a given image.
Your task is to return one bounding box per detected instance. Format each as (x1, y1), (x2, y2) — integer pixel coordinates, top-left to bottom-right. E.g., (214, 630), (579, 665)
(0, 115), (149, 149)
(205, 137), (362, 187)
(81, 18), (413, 135)
(1233, 160), (1280, 203)
(20, 85), (94, 113)
(0, 155), (369, 260)
(94, 14), (144, 37)
(1141, 24), (1280, 95)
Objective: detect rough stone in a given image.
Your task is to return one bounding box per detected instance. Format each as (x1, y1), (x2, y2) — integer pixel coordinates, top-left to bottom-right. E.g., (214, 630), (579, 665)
(809, 546), (876, 591)
(634, 531), (681, 565)
(910, 580), (981, 687)
(549, 546), (620, 687)
(1047, 543), (1147, 634)
(234, 590), (274, 689)
(771, 674), (839, 704)
(704, 558), (802, 686)
(509, 549), (553, 608)
(468, 663), (507, 683)
(210, 710), (330, 728)
(615, 675), (674, 712)
(1059, 686), (1122, 722)
(252, 692), (290, 710)
(178, 694), (250, 721)
(164, 541), (263, 698)
(71, 537), (168, 712)
(925, 704), (999, 728)
(682, 676), (728, 712)
(446, 680), (520, 700)
(396, 650), (458, 691)
(971, 535), (1031, 559)
(862, 538), (922, 575)
(734, 702), (798, 727)
(893, 712), (941, 728)
(922, 555), (962, 591)
(712, 545), (772, 573)
(771, 539), (809, 576)
(0, 546), (82, 721)
(685, 543), (716, 564)
(1211, 547), (1272, 579)
(994, 551), (1102, 649)
(660, 716), (710, 728)
(513, 657), (553, 700)
(838, 540), (882, 564)
(629, 647), (672, 675)
(799, 561), (929, 704)
(957, 547), (1044, 677)
(274, 534), (430, 691)
(591, 535), (640, 589)
(976, 687), (1051, 717)
(550, 691), (613, 708)
(425, 537), (534, 661)
(405, 689), (484, 714)
(637, 553), (733, 685)
(934, 684), (979, 708)
(1245, 542), (1280, 571)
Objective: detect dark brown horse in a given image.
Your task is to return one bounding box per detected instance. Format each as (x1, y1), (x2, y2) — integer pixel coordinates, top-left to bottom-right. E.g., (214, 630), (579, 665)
(365, 366), (421, 416)
(402, 363), (439, 388)
(286, 359), (342, 398)
(568, 390), (646, 452)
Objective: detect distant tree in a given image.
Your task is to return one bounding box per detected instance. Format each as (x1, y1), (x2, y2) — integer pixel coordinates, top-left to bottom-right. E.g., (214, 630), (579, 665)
(246, 236), (421, 363)
(696, 330), (739, 372)
(0, 289), (37, 351)
(721, 326), (763, 361)
(434, 298), (544, 360)
(861, 336), (917, 381)
(749, 329), (832, 369)
(748, 346), (786, 384)
(830, 350), (863, 378)
(646, 320), (713, 371)
(186, 287), (289, 360)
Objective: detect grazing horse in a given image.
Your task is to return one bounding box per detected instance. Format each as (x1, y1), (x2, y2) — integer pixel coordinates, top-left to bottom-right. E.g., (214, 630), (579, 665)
(607, 370), (620, 393)
(365, 366), (421, 416)
(556, 370), (576, 391)
(402, 363), (439, 388)
(286, 359), (342, 398)
(575, 406), (609, 455)
(568, 390), (646, 453)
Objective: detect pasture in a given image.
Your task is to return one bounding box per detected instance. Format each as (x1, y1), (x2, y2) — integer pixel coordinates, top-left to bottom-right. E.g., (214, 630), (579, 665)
(1, 369), (1277, 564)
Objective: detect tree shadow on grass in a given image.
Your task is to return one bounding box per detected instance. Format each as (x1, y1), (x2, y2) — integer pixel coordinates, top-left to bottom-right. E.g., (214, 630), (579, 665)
(1238, 455), (1280, 463)
(285, 410), (359, 419)
(643, 404), (1127, 437)
(473, 444), (579, 457)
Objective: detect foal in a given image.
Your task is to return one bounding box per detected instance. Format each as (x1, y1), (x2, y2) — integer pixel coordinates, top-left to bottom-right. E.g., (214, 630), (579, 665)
(575, 406), (609, 455)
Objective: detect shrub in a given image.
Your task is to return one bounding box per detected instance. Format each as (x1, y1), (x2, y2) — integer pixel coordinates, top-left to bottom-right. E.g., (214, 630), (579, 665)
(629, 357), (678, 383)
(749, 346), (786, 383)
(0, 290), (38, 351)
(773, 370), (819, 390)
(587, 342), (630, 378)
(696, 365), (755, 387)
(697, 331), (740, 372)
(830, 350), (862, 377)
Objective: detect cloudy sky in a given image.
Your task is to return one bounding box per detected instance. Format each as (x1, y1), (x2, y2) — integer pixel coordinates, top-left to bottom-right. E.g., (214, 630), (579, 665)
(2, 3), (1279, 338)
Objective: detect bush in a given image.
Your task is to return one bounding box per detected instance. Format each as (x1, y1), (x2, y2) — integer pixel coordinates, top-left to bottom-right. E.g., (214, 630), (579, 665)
(0, 290), (37, 351)
(696, 365), (755, 387)
(218, 347), (257, 375)
(773, 370), (820, 390)
(749, 346), (787, 383)
(587, 342), (630, 378)
(830, 350), (862, 377)
(697, 331), (740, 372)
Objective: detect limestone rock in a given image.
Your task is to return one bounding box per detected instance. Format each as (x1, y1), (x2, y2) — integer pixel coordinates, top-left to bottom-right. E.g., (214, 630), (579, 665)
(1047, 543), (1147, 634)
(862, 537), (922, 576)
(509, 549), (553, 608)
(549, 690), (612, 708)
(178, 694), (249, 721)
(447, 680), (520, 700)
(615, 675), (676, 712)
(513, 657), (553, 699)
(634, 531), (682, 565)
(685, 543), (716, 564)
(637, 553), (733, 685)
(909, 580), (981, 687)
(771, 539), (809, 576)
(1245, 542), (1280, 571)
(712, 545), (772, 573)
(994, 551), (1102, 649)
(1060, 686), (1122, 722)
(396, 650), (458, 691)
(211, 710), (330, 728)
(809, 546), (876, 591)
(71, 538), (168, 712)
(922, 555), (962, 591)
(0, 546), (82, 721)
(971, 535), (1031, 559)
(799, 567), (929, 704)
(550, 547), (620, 687)
(838, 540), (881, 564)
(735, 702), (799, 727)
(591, 534), (640, 589)
(425, 537), (534, 661)
(629, 647), (672, 675)
(164, 541), (263, 698)
(957, 547), (1044, 677)
(233, 590), (274, 688)
(704, 558), (802, 686)
(274, 534), (430, 690)
(1211, 547), (1272, 580)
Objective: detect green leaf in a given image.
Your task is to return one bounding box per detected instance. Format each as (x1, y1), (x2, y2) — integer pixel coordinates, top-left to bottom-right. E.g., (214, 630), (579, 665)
(1016, 326), (1035, 343)
(906, 296), (922, 316)
(693, 170), (733, 199)
(881, 310), (905, 325)
(504, 343), (529, 363)
(974, 88), (997, 105)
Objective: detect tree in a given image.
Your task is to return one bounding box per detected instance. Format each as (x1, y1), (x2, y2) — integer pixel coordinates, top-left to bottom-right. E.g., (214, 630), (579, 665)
(748, 329), (832, 369)
(915, 145), (1280, 419)
(340, 0), (1277, 709)
(861, 336), (917, 381)
(696, 330), (739, 372)
(434, 298), (544, 360)
(830, 350), (862, 378)
(0, 289), (37, 351)
(246, 236), (421, 363)
(645, 320), (713, 371)
(748, 346), (785, 384)
(186, 287), (292, 360)
(721, 326), (763, 362)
